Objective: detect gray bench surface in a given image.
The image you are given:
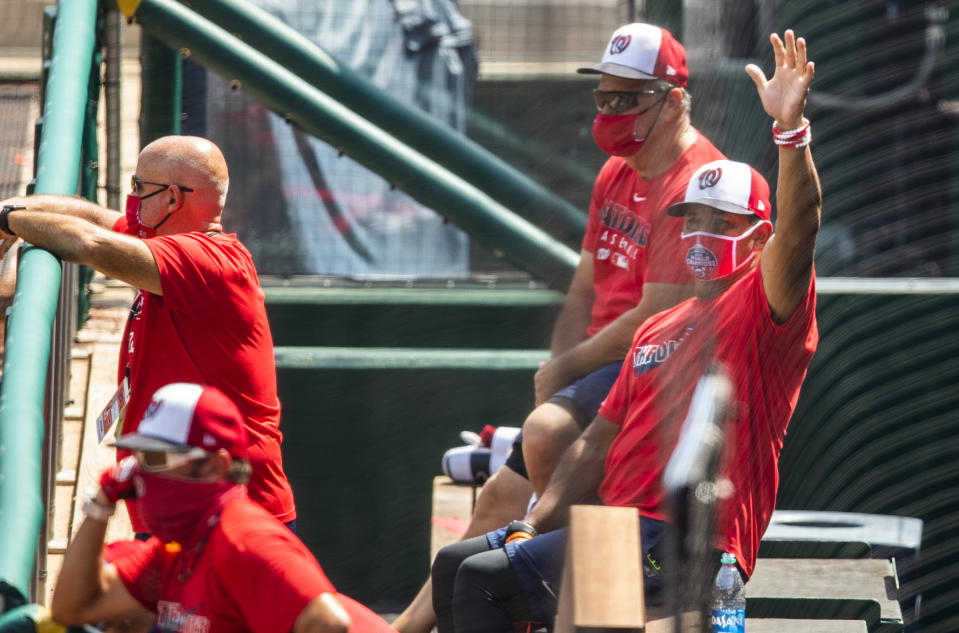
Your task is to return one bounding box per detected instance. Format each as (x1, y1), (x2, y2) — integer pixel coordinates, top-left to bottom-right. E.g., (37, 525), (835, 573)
(747, 619), (868, 632)
(748, 558), (901, 632)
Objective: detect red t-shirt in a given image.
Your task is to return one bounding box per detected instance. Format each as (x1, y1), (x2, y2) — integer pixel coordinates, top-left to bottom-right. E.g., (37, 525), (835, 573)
(113, 218), (295, 530)
(582, 133), (724, 336)
(597, 265), (818, 577)
(113, 494), (393, 633)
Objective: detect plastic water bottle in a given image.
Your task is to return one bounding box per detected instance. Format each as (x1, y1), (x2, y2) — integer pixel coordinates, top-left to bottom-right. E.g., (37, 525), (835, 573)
(712, 552), (746, 632)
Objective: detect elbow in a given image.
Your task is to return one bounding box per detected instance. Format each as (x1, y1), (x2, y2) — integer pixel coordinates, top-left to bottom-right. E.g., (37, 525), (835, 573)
(323, 611), (351, 633)
(50, 600), (84, 627)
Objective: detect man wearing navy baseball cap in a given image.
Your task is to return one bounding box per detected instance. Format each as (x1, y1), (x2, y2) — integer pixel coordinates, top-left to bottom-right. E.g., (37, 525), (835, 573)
(395, 22), (725, 633)
(51, 383), (394, 633)
(432, 30), (820, 631)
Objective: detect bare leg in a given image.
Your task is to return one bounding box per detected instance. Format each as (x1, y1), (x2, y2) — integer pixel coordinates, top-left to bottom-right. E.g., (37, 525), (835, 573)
(521, 403), (582, 497)
(392, 467), (533, 633)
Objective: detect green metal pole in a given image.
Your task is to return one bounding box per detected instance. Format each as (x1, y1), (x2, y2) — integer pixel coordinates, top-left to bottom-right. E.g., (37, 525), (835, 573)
(140, 33), (182, 144)
(171, 0), (586, 244)
(77, 43), (103, 330)
(120, 0), (578, 288)
(0, 0), (99, 609)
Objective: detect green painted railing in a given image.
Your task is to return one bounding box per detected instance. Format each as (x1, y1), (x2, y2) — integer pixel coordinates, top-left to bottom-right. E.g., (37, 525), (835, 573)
(118, 0), (578, 289)
(0, 0), (100, 611)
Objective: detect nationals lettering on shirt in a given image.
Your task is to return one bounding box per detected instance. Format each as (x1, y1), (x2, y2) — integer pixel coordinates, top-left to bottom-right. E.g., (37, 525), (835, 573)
(632, 324), (695, 376)
(581, 133), (724, 337)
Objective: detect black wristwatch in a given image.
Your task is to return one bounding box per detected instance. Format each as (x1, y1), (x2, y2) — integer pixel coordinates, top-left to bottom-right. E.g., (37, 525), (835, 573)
(0, 205), (25, 236)
(505, 520), (538, 540)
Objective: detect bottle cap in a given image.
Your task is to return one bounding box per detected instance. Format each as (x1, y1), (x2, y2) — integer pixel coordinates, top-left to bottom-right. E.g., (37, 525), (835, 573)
(720, 552), (737, 565)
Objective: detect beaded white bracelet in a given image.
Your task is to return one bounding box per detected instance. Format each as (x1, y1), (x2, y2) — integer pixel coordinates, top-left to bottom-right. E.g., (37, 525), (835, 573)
(772, 118), (811, 148)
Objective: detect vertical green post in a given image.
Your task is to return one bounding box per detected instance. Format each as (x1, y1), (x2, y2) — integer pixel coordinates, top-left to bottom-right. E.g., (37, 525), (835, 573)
(77, 39), (104, 330)
(140, 33), (182, 144)
(0, 0), (100, 610)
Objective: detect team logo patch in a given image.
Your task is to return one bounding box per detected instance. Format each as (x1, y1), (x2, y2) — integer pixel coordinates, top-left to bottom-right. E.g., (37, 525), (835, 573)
(141, 398), (162, 424)
(686, 245), (718, 279)
(698, 167), (723, 189)
(609, 34), (631, 55)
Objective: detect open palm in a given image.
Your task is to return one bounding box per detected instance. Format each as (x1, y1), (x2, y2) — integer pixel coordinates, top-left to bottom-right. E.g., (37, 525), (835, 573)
(746, 30), (814, 130)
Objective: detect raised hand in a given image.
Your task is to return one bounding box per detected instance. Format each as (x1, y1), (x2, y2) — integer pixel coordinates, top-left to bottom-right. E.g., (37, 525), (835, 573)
(745, 30), (814, 130)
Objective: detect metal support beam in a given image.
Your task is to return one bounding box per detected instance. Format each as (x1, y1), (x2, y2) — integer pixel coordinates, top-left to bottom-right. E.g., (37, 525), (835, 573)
(119, 0), (578, 287)
(168, 0), (585, 245)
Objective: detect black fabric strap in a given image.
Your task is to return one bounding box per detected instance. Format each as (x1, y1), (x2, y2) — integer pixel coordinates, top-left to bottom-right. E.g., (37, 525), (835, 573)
(0, 205), (24, 236)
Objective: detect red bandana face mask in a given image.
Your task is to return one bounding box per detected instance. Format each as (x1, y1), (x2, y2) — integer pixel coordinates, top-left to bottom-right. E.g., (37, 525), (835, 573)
(681, 221), (768, 280)
(591, 113), (648, 156)
(135, 470), (243, 549)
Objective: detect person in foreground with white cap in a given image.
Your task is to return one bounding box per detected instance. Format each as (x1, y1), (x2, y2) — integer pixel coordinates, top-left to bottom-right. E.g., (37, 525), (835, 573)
(392, 22), (723, 633)
(51, 383), (394, 633)
(430, 30), (820, 632)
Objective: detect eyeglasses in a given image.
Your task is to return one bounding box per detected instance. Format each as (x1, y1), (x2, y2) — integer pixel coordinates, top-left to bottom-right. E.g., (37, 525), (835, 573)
(593, 89), (666, 114)
(133, 447), (210, 472)
(131, 176), (195, 200)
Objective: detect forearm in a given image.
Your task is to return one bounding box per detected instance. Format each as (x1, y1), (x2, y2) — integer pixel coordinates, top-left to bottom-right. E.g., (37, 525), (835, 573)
(5, 194), (120, 229)
(774, 144), (821, 254)
(549, 299), (591, 357)
(5, 210), (162, 293)
(525, 420), (614, 533)
(7, 210), (103, 263)
(549, 250), (595, 357)
(51, 501), (111, 623)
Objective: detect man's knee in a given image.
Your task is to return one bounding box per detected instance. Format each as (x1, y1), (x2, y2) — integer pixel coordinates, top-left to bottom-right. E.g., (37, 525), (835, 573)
(454, 548), (513, 596)
(452, 549), (533, 630)
(522, 405), (581, 476)
(477, 466), (532, 510)
(432, 535), (491, 589)
(467, 467), (534, 538)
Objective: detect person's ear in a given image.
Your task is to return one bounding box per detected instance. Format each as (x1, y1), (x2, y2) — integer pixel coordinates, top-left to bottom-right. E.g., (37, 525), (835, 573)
(752, 221), (773, 249)
(664, 87), (683, 118)
(196, 449), (231, 480)
(166, 185), (186, 210)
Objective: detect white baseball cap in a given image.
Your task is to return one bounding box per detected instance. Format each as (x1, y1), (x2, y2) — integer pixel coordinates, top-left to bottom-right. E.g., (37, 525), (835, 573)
(667, 160), (772, 221)
(578, 23), (688, 88)
(113, 383), (249, 458)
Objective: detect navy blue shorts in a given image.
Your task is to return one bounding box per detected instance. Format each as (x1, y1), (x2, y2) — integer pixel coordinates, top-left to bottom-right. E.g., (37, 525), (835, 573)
(504, 361), (622, 478)
(486, 516), (667, 621)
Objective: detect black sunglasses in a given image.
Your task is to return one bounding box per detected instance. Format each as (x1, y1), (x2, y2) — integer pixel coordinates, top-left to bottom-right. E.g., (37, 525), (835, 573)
(593, 89), (666, 114)
(131, 176), (195, 199)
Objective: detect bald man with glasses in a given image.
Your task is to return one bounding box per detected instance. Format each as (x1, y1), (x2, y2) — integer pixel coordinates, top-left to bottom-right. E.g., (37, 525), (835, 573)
(0, 135), (297, 535)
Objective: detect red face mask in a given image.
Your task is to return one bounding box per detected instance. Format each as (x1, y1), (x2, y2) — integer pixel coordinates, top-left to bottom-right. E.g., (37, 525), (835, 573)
(124, 194), (173, 239)
(681, 221), (769, 280)
(591, 113), (648, 156)
(591, 94), (667, 157)
(135, 469), (243, 548)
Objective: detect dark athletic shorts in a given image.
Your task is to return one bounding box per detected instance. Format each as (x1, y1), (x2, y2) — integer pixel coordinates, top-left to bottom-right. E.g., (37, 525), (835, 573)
(503, 361), (622, 479)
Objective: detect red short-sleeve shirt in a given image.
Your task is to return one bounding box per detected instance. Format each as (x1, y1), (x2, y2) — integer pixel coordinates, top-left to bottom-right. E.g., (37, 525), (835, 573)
(113, 218), (295, 530)
(581, 133), (724, 336)
(113, 495), (394, 633)
(598, 265), (818, 576)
